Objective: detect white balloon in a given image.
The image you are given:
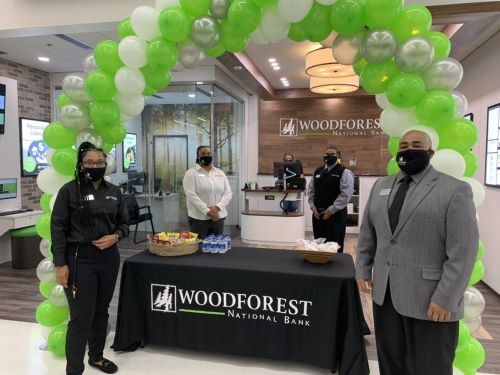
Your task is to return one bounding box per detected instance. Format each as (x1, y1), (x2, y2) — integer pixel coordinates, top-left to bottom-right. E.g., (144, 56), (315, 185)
(430, 149), (466, 178)
(46, 148), (55, 165)
(260, 5), (290, 43)
(105, 154), (116, 176)
(37, 168), (73, 195)
(379, 106), (417, 137)
(115, 67), (145, 96)
(82, 54), (98, 75)
(460, 177), (485, 208)
(402, 124), (439, 150)
(452, 90), (468, 118)
(131, 6), (161, 41)
(464, 286), (486, 320)
(250, 26), (269, 45)
(115, 93), (145, 117)
(375, 93), (391, 110)
(278, 0), (313, 23)
(155, 0), (180, 11)
(62, 73), (92, 103)
(118, 36), (148, 69)
(49, 192), (58, 212)
(39, 239), (51, 258)
(36, 258), (56, 283)
(465, 316), (482, 334)
(121, 113), (133, 122)
(316, 0), (337, 4)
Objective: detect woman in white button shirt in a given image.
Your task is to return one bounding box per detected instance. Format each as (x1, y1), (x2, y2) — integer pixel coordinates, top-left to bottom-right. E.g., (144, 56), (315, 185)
(182, 146), (233, 239)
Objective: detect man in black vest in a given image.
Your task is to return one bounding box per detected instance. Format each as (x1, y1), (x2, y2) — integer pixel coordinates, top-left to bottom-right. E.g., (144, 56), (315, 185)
(307, 145), (354, 252)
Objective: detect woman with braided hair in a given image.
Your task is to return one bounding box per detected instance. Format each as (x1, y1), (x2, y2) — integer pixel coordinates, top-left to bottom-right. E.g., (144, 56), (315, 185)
(51, 142), (129, 374)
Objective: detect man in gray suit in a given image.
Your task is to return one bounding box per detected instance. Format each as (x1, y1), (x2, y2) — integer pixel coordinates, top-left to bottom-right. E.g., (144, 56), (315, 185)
(356, 130), (478, 375)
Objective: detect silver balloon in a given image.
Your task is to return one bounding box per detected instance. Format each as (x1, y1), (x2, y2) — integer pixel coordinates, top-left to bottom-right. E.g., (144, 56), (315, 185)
(361, 29), (397, 64)
(395, 36), (434, 73)
(465, 316), (482, 334)
(211, 0), (230, 20)
(105, 154), (116, 176)
(464, 286), (486, 320)
(332, 31), (364, 65)
(36, 258), (56, 283)
(452, 90), (468, 117)
(60, 103), (91, 132)
(191, 16), (221, 49)
(83, 54), (98, 74)
(49, 284), (69, 308)
(422, 58), (463, 91)
(75, 129), (104, 150)
(39, 239), (51, 258)
(62, 73), (92, 103)
(172, 61), (185, 72)
(177, 39), (205, 69)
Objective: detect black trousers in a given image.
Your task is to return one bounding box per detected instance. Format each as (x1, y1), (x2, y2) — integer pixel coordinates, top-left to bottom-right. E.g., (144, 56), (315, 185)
(64, 244), (120, 375)
(373, 286), (459, 375)
(188, 216), (225, 239)
(312, 209), (347, 252)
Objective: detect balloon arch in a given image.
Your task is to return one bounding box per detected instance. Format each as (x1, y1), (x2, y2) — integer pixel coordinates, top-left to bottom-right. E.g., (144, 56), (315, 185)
(34, 0), (487, 372)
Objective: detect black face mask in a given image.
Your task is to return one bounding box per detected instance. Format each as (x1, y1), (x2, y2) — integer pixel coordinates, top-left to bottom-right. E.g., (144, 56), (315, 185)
(396, 149), (431, 175)
(84, 167), (106, 182)
(324, 155), (338, 166)
(199, 156), (212, 166)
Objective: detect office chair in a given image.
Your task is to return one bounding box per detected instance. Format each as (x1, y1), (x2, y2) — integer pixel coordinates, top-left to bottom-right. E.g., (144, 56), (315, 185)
(123, 194), (155, 244)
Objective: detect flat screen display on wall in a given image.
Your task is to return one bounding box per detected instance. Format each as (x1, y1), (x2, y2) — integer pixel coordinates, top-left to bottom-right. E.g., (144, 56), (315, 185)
(123, 133), (137, 172)
(485, 104), (500, 187)
(0, 83), (6, 134)
(19, 117), (50, 176)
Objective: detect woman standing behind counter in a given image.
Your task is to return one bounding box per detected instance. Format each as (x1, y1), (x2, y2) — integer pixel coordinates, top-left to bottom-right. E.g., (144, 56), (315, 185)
(183, 145), (233, 239)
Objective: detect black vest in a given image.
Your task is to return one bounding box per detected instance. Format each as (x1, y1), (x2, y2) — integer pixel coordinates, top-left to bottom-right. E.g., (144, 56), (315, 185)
(313, 163), (346, 209)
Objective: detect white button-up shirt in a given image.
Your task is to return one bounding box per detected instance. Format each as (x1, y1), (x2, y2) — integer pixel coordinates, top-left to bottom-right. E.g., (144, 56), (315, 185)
(182, 164), (233, 220)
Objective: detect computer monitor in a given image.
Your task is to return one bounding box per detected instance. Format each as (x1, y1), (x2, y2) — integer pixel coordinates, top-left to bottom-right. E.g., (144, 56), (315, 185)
(0, 178), (17, 200)
(273, 161), (301, 180)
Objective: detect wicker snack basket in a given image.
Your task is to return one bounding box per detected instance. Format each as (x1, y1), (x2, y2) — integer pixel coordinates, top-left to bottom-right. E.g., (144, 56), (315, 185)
(298, 250), (336, 264)
(148, 235), (201, 257)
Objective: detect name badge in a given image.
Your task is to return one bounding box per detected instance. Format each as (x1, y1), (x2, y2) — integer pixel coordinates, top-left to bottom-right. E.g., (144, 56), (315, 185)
(198, 173), (205, 177)
(315, 174), (321, 178)
(86, 194), (95, 201)
(379, 189), (391, 196)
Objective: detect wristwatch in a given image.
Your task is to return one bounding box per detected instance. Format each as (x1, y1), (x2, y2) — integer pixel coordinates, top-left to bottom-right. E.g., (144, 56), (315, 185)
(114, 233), (120, 243)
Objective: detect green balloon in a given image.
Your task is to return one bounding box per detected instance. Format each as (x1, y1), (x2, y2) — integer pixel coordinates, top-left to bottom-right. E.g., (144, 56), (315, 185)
(23, 157), (36, 173)
(43, 121), (78, 149)
(253, 0), (277, 8)
(117, 17), (135, 40)
(94, 40), (124, 74)
(424, 31), (451, 59)
(40, 193), (52, 213)
(180, 0), (211, 17)
(97, 122), (127, 145)
(364, 0), (403, 29)
(353, 58), (368, 75)
(56, 93), (71, 111)
(360, 60), (399, 94)
(220, 20), (249, 53)
(143, 86), (159, 96)
(387, 157), (399, 175)
(228, 0), (261, 34)
(288, 23), (306, 42)
(36, 213), (52, 240)
(103, 142), (114, 153)
(206, 41), (226, 57)
(159, 7), (192, 42)
(39, 281), (56, 299)
(437, 118), (479, 153)
(147, 37), (178, 70)
(35, 300), (69, 327)
(416, 91), (456, 128)
(389, 5), (432, 43)
(48, 324), (68, 357)
(477, 240), (485, 261)
(468, 260), (484, 286)
(388, 137), (400, 156)
(51, 148), (77, 177)
(141, 65), (172, 91)
(454, 337), (485, 371)
(299, 3), (332, 42)
(90, 101), (121, 129)
(85, 69), (117, 101)
(463, 150), (479, 177)
(386, 72), (426, 108)
(457, 320), (471, 350)
(330, 0), (365, 36)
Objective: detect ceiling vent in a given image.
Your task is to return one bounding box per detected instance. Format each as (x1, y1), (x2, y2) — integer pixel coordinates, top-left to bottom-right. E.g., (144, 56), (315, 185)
(54, 34), (92, 50)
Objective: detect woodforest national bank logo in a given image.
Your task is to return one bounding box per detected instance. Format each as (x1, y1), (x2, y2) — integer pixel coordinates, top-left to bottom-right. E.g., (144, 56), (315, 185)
(280, 118), (298, 137)
(151, 284), (177, 312)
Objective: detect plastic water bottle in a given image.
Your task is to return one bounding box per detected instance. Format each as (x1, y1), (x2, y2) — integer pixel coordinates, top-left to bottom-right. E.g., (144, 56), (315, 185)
(201, 239), (209, 253)
(216, 236), (225, 254)
(225, 235), (232, 251)
(209, 236), (218, 253)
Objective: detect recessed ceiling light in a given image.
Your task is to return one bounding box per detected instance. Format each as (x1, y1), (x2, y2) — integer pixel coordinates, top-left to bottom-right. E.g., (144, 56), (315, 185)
(195, 81), (204, 85)
(273, 66), (280, 71)
(188, 94), (196, 98)
(233, 65), (243, 70)
(283, 83), (290, 87)
(38, 57), (50, 62)
(268, 58), (276, 63)
(271, 62), (279, 67)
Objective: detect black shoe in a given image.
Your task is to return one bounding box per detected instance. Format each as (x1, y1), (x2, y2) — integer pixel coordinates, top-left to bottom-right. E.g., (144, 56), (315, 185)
(88, 358), (118, 374)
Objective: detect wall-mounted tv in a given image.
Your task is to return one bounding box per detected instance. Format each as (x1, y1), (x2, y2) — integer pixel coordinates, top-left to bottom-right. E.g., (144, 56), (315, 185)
(0, 83), (6, 134)
(123, 133), (137, 172)
(19, 117), (50, 176)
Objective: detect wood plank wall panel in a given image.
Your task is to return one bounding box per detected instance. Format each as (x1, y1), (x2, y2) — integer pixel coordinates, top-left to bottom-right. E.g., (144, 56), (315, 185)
(259, 97), (390, 176)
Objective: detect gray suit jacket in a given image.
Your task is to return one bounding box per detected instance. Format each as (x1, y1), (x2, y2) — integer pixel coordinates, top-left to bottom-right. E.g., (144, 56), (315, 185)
(355, 166), (478, 321)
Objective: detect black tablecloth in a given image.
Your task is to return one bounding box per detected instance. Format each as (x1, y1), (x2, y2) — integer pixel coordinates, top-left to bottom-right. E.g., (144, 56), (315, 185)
(113, 247), (369, 375)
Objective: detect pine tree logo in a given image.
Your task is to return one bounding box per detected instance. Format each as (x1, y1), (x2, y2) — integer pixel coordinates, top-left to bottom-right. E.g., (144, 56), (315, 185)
(151, 284), (177, 312)
(280, 118), (298, 136)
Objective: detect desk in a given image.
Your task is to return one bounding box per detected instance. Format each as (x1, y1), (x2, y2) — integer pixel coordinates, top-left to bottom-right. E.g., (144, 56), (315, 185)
(113, 248), (369, 374)
(0, 210), (43, 264)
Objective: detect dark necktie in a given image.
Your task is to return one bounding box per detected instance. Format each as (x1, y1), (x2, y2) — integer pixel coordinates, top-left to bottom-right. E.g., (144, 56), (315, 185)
(388, 176), (412, 233)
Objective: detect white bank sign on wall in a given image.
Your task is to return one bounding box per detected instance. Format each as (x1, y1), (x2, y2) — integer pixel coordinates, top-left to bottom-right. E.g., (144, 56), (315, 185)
(279, 117), (383, 137)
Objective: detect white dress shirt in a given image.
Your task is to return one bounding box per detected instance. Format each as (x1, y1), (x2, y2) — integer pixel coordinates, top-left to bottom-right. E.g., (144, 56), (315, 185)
(182, 164), (233, 220)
